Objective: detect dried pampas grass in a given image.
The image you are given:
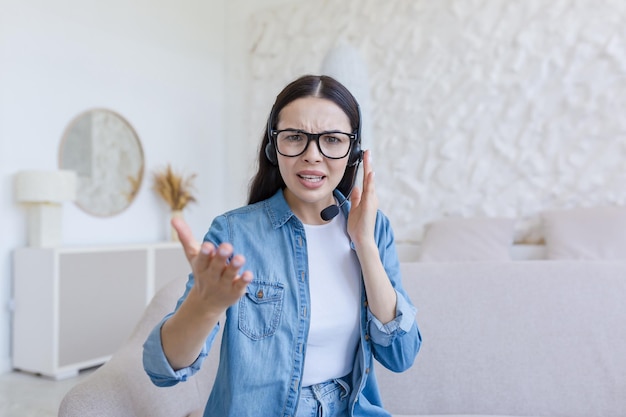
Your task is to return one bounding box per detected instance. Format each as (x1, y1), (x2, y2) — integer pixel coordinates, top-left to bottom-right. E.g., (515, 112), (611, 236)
(152, 164), (197, 211)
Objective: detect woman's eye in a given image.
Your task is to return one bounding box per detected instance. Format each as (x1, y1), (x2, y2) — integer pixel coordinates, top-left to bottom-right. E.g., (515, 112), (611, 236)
(322, 135), (343, 145)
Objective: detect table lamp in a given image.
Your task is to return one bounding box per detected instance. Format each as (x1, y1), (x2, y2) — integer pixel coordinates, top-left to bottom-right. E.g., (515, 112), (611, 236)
(15, 170), (77, 247)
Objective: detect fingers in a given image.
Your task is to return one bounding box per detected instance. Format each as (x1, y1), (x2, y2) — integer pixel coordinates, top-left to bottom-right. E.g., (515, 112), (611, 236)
(205, 243), (234, 278)
(222, 249), (252, 283)
(363, 170), (376, 197)
(219, 250), (253, 290)
(236, 270), (254, 288)
(194, 241), (216, 271)
(171, 210), (252, 293)
(362, 150), (375, 190)
(172, 217), (201, 261)
(363, 149), (373, 177)
(199, 243), (252, 286)
(350, 184), (362, 207)
(362, 151), (377, 200)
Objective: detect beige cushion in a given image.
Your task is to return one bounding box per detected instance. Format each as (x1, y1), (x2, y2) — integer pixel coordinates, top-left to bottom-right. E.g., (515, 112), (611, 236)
(543, 206), (626, 259)
(418, 217), (515, 262)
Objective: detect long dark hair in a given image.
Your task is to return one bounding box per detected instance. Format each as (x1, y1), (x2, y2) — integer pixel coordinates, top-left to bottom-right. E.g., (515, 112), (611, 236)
(248, 74), (361, 205)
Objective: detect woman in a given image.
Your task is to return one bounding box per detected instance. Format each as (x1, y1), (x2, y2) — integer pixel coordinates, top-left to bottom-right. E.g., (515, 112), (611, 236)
(143, 74), (421, 417)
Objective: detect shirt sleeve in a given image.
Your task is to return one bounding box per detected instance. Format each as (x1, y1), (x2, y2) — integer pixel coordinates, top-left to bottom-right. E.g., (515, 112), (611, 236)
(364, 210), (422, 372)
(142, 314), (218, 387)
(367, 289), (417, 346)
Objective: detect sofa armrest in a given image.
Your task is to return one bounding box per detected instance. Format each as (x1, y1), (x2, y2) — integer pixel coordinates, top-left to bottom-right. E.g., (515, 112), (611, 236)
(59, 278), (217, 417)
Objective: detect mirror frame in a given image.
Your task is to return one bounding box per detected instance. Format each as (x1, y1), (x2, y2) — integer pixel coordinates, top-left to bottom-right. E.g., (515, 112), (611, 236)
(58, 108), (145, 217)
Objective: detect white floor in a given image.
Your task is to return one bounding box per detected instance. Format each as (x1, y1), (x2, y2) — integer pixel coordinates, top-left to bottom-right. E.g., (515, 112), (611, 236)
(0, 368), (95, 417)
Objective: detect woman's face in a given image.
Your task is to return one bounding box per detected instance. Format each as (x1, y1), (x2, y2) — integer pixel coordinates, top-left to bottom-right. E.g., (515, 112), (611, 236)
(276, 96), (352, 224)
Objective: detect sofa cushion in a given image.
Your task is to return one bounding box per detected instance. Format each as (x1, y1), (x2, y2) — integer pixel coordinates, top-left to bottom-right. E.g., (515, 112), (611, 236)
(543, 206), (626, 259)
(377, 261), (626, 417)
(418, 217), (515, 262)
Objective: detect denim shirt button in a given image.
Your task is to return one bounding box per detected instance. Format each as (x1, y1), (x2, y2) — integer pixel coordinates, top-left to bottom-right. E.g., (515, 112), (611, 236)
(364, 334), (370, 341)
(256, 289), (264, 299)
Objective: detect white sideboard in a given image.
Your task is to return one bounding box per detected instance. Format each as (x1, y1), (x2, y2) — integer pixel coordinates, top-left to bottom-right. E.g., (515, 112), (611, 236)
(12, 242), (189, 379)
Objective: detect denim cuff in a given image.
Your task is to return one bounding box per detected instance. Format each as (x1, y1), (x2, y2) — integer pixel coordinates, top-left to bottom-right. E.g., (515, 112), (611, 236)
(367, 291), (417, 346)
(142, 315), (211, 387)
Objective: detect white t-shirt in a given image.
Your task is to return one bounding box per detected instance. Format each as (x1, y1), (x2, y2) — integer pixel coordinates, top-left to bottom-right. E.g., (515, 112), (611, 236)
(301, 214), (361, 386)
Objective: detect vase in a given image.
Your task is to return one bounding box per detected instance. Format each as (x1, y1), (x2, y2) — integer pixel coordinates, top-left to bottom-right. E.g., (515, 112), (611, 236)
(170, 210), (183, 241)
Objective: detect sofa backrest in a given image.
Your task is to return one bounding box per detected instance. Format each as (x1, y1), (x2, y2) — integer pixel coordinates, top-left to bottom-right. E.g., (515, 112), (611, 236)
(376, 261), (626, 417)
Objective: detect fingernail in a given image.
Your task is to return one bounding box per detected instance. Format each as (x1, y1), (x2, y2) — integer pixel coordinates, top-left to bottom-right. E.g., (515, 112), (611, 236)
(231, 257), (243, 268)
(201, 243), (213, 255)
(219, 247), (231, 257)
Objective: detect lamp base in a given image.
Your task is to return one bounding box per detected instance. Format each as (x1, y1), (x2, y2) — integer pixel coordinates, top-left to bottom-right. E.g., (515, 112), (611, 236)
(27, 203), (63, 247)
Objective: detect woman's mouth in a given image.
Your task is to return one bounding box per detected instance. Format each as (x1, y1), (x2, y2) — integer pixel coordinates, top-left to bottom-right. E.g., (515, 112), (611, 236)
(297, 172), (326, 189)
(298, 174), (324, 183)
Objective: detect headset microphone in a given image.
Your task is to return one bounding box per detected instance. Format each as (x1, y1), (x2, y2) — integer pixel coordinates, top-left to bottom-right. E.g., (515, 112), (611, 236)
(320, 205), (340, 222)
(320, 155), (362, 221)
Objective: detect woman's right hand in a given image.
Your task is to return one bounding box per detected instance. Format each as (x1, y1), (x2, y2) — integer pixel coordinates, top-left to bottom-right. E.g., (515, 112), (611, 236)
(172, 216), (253, 316)
(161, 217), (253, 370)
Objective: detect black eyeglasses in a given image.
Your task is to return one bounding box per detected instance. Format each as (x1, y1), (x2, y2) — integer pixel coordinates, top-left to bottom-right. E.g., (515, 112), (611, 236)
(270, 129), (356, 159)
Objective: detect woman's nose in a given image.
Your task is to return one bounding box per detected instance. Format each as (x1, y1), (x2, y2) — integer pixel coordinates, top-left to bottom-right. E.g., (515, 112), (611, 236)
(302, 138), (323, 162)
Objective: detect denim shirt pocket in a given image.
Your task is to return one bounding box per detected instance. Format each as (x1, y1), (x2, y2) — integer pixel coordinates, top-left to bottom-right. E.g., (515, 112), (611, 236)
(238, 281), (284, 340)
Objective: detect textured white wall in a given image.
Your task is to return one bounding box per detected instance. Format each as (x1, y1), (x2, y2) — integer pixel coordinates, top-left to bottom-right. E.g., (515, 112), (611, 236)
(248, 0), (626, 243)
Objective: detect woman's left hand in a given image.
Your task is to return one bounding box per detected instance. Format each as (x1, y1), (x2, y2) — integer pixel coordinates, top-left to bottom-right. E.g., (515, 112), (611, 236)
(347, 149), (378, 249)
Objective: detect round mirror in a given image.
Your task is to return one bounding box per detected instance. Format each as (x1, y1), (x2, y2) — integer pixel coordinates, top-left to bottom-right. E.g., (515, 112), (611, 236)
(59, 109), (145, 217)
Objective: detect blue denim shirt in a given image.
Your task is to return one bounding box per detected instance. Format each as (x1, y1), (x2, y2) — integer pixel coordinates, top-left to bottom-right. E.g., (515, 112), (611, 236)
(143, 189), (421, 417)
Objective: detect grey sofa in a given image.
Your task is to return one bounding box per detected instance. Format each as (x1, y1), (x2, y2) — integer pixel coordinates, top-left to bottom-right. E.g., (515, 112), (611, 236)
(59, 260), (626, 416)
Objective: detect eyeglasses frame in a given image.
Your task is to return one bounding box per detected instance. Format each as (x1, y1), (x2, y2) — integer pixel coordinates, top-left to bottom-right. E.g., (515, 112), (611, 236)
(269, 129), (357, 160)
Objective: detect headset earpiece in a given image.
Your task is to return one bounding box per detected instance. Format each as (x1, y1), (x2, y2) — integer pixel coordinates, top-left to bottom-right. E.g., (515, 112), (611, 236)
(348, 138), (359, 165)
(348, 103), (363, 167)
(265, 141), (278, 166)
(348, 141), (363, 167)
(265, 105), (278, 166)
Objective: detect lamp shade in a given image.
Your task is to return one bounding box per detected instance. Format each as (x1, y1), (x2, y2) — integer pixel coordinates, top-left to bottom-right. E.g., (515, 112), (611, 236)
(15, 170), (77, 203)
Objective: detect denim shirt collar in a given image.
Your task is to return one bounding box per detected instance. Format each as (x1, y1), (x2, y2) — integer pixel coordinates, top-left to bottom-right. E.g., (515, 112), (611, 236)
(265, 189), (294, 229)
